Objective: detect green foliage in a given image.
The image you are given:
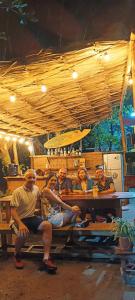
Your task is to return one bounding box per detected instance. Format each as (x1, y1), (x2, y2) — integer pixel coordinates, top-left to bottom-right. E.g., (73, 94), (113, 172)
(87, 104), (133, 152)
(113, 218), (135, 242)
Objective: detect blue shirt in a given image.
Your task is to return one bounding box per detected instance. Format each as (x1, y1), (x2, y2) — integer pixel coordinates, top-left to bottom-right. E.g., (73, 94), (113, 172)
(72, 178), (93, 191)
(55, 177), (72, 192)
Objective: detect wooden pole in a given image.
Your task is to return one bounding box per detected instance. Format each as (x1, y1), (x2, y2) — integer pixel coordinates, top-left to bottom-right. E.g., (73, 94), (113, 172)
(130, 32), (135, 112)
(13, 141), (19, 165)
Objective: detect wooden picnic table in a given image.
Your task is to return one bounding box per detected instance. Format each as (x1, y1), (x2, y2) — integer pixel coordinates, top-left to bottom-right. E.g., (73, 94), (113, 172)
(61, 192), (135, 218)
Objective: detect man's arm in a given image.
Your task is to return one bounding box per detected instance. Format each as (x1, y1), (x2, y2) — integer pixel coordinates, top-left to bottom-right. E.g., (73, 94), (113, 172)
(99, 182), (116, 194)
(11, 207), (29, 236)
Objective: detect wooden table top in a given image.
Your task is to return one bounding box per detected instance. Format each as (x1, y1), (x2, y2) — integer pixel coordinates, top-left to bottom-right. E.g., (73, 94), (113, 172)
(61, 192), (135, 201)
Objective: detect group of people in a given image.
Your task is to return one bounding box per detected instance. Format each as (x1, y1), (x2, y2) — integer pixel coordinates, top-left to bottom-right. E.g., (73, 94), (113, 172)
(10, 166), (115, 273)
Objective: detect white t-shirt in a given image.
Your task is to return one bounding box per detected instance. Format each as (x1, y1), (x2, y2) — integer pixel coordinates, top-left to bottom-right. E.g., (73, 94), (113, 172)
(10, 185), (40, 219)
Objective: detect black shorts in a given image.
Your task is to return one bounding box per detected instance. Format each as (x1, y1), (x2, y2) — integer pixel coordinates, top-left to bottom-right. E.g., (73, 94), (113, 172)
(21, 216), (44, 233)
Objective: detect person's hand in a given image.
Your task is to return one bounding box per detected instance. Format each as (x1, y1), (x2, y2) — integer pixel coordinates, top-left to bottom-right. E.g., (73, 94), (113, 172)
(19, 223), (29, 238)
(71, 206), (80, 214)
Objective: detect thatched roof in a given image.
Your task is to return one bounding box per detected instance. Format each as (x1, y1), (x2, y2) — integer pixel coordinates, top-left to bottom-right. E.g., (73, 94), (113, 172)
(0, 40), (129, 137)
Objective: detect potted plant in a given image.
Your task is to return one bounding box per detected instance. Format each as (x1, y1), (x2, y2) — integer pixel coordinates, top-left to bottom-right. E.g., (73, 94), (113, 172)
(113, 218), (135, 251)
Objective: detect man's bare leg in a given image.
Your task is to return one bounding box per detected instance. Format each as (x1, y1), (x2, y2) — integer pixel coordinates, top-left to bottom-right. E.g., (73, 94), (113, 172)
(14, 236), (26, 269)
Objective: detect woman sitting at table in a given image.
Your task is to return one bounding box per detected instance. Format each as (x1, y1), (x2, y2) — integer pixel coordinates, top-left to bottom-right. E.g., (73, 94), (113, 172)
(72, 167), (93, 193)
(41, 172), (80, 228)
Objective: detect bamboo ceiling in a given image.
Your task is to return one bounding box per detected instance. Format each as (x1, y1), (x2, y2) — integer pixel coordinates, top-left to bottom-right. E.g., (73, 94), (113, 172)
(0, 40), (129, 137)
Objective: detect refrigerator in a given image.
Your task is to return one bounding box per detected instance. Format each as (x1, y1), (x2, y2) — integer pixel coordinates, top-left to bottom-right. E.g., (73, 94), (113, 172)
(103, 153), (124, 192)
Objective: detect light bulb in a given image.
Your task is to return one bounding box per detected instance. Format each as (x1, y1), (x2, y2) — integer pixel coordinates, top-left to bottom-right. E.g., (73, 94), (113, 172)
(41, 85), (47, 93)
(103, 52), (110, 61)
(5, 136), (11, 141)
(25, 141), (30, 146)
(19, 137), (25, 144)
(12, 137), (17, 142)
(128, 78), (133, 85)
(131, 112), (135, 117)
(72, 71), (78, 79)
(10, 95), (16, 102)
(28, 145), (33, 153)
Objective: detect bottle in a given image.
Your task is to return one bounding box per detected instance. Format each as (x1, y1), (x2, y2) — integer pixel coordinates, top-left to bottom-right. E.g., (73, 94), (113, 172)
(79, 148), (82, 156)
(92, 185), (98, 198)
(47, 149), (50, 156)
(64, 148), (66, 156)
(60, 148), (63, 156)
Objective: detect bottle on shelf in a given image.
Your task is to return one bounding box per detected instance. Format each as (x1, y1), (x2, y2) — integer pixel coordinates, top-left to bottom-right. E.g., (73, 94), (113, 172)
(50, 149), (54, 156)
(60, 148), (63, 156)
(47, 149), (50, 156)
(68, 148), (70, 155)
(55, 148), (57, 156)
(72, 147), (75, 155)
(79, 148), (82, 156)
(64, 148), (67, 156)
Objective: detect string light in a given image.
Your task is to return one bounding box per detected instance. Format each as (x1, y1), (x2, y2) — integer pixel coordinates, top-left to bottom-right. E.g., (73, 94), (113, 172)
(103, 52), (110, 61)
(28, 145), (34, 153)
(18, 137), (25, 144)
(72, 71), (78, 79)
(131, 112), (135, 117)
(10, 95), (16, 102)
(5, 136), (11, 141)
(41, 85), (47, 93)
(128, 78), (133, 85)
(127, 71), (133, 85)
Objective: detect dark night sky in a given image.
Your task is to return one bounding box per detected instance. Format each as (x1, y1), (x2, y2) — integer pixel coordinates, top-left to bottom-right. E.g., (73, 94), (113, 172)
(0, 0), (134, 58)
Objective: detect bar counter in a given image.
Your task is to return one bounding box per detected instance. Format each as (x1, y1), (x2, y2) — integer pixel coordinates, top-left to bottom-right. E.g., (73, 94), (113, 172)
(5, 176), (46, 192)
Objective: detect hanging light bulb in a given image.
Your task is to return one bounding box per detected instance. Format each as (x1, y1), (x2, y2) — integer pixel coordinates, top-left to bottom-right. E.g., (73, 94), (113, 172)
(25, 141), (31, 146)
(28, 145), (34, 153)
(12, 136), (17, 142)
(128, 78), (133, 85)
(5, 136), (11, 141)
(10, 95), (16, 102)
(72, 71), (78, 79)
(41, 85), (47, 93)
(18, 137), (25, 144)
(91, 48), (98, 55)
(103, 52), (110, 61)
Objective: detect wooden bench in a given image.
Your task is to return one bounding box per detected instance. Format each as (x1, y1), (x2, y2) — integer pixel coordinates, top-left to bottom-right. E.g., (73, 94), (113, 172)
(0, 223), (12, 254)
(0, 222), (116, 256)
(53, 222), (115, 236)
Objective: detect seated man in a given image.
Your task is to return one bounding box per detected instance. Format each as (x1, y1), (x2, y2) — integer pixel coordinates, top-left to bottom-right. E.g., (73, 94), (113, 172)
(95, 167), (115, 194)
(55, 168), (72, 194)
(10, 169), (79, 272)
(95, 167), (116, 221)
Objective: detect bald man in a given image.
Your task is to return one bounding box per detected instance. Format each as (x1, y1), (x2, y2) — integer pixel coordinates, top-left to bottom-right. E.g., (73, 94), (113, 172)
(10, 169), (58, 273)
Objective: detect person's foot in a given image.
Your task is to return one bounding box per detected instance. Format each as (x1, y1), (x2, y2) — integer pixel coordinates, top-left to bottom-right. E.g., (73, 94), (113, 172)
(14, 253), (24, 269)
(39, 258), (57, 273)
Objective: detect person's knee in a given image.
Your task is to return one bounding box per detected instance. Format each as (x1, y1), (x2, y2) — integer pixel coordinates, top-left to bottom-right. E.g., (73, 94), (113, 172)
(39, 220), (52, 232)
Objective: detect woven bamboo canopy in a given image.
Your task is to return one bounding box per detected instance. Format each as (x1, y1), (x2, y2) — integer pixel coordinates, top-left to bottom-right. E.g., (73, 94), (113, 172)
(0, 40), (129, 137)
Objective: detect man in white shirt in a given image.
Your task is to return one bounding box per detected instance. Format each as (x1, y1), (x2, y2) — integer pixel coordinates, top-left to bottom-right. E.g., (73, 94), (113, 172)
(11, 169), (79, 273)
